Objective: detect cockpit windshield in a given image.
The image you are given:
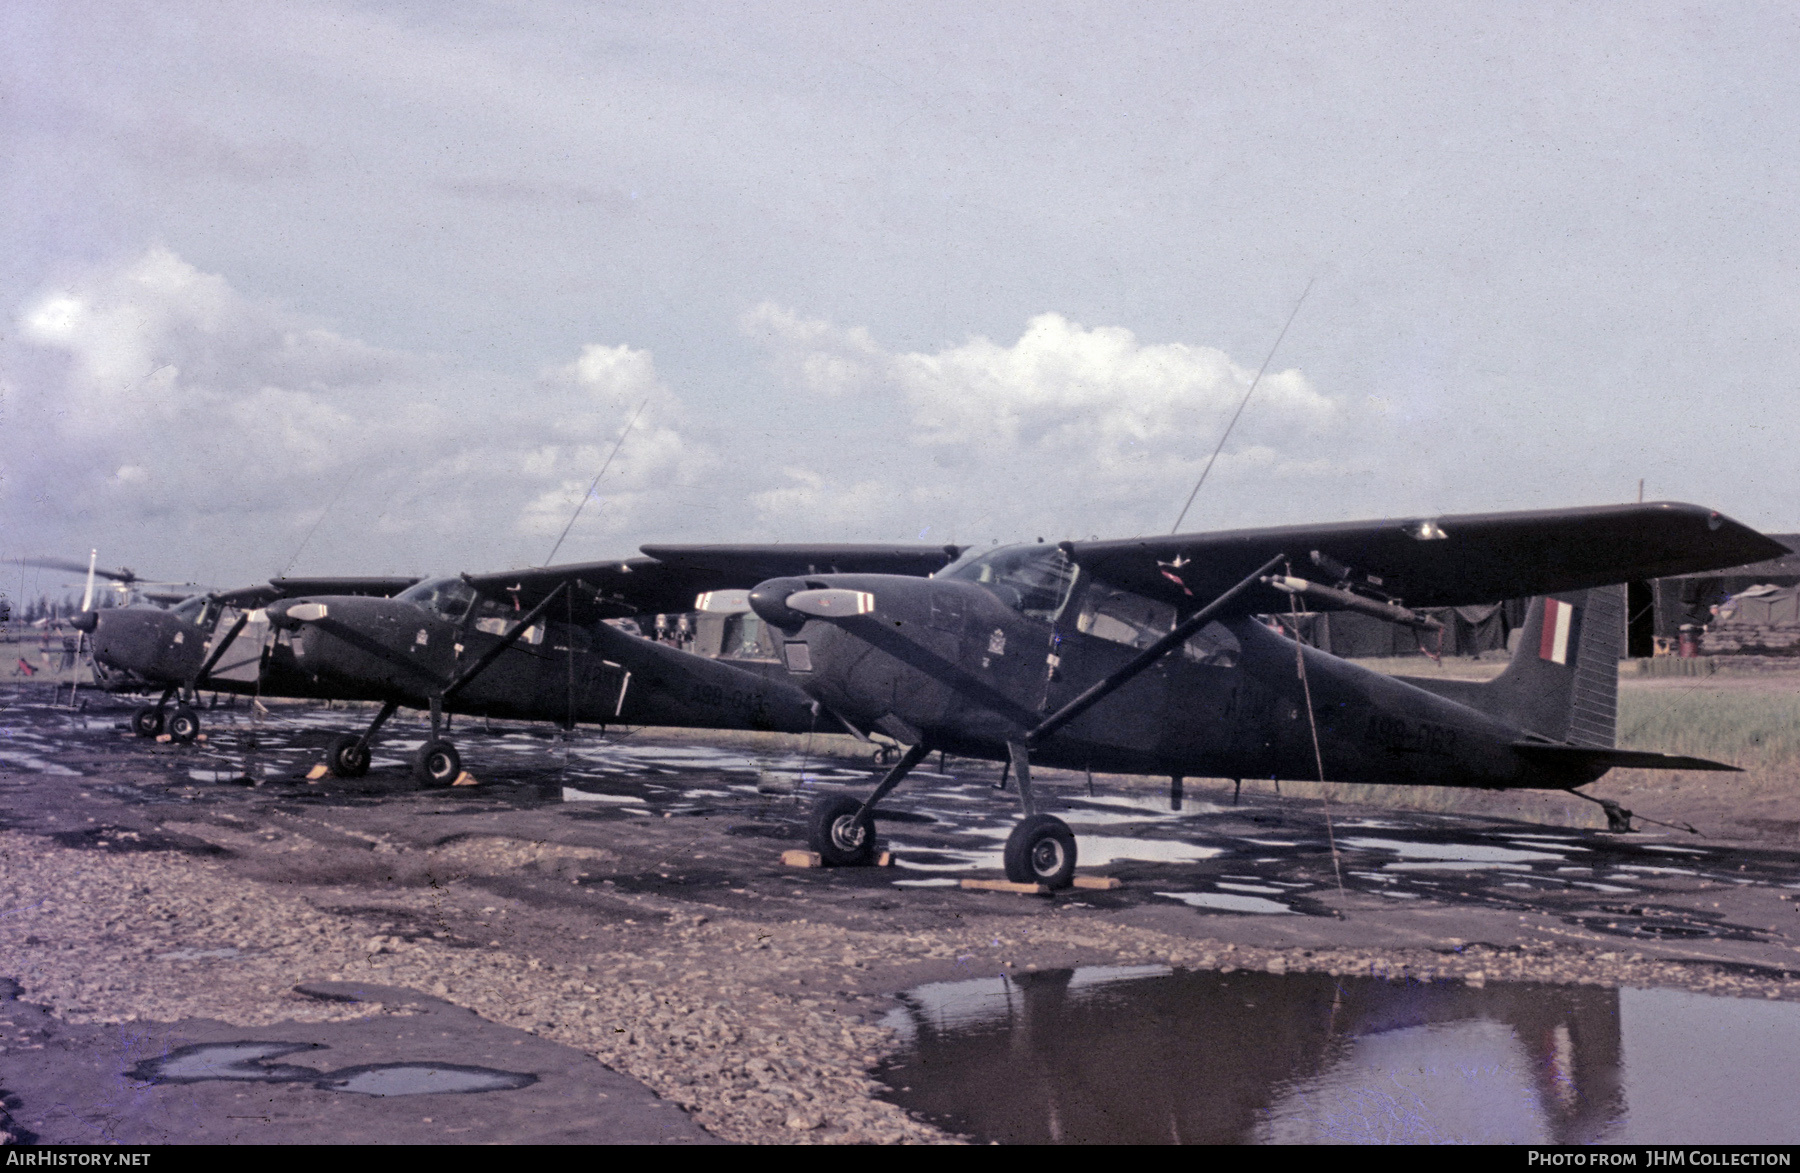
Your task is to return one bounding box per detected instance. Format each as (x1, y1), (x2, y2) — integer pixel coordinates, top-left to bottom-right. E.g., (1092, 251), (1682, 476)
(395, 576), (477, 620)
(171, 596), (212, 625)
(942, 545), (1077, 619)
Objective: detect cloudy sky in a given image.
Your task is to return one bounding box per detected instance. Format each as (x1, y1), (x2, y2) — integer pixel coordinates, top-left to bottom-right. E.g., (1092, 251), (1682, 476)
(4, 2), (1798, 592)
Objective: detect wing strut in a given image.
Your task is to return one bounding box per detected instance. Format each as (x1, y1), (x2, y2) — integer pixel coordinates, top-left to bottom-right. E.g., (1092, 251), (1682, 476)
(1027, 554), (1286, 746)
(441, 581), (570, 703)
(187, 609), (250, 693)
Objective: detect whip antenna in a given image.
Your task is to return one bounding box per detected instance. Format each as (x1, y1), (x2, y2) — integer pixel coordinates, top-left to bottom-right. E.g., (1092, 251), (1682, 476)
(544, 397), (648, 566)
(1170, 278), (1314, 534)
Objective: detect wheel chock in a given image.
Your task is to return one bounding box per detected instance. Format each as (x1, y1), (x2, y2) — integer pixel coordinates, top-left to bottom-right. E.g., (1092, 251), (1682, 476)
(196, 733), (208, 743)
(155, 733), (172, 744)
(960, 875), (1120, 895)
(305, 763), (330, 781)
(781, 850), (895, 868)
(451, 771), (479, 787)
(961, 878), (1049, 895)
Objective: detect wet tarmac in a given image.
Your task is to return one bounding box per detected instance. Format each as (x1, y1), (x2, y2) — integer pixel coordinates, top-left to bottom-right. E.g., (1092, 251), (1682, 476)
(874, 965), (1800, 1144)
(5, 686), (1800, 1144)
(7, 691), (1794, 951)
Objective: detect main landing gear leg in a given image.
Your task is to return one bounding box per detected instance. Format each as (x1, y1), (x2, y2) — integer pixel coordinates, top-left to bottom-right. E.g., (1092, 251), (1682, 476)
(413, 695), (461, 787)
(1170, 774), (1184, 812)
(809, 741), (932, 866)
(324, 700), (397, 778)
(1001, 741), (1076, 889)
(133, 687), (177, 738)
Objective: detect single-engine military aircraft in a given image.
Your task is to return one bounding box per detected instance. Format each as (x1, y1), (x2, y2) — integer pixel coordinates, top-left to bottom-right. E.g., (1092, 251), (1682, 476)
(261, 544), (962, 784)
(73, 576), (423, 741)
(730, 502), (1788, 888)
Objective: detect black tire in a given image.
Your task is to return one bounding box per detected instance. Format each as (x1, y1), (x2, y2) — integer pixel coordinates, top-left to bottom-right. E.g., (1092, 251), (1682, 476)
(412, 739), (461, 787)
(326, 734), (371, 778)
(808, 794), (876, 867)
(1003, 814), (1077, 889)
(132, 705), (164, 738)
(166, 705), (200, 744)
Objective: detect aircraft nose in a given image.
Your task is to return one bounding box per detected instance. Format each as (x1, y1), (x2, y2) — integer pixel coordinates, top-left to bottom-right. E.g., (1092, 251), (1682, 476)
(69, 610), (99, 633)
(265, 599), (330, 631)
(748, 577), (812, 631)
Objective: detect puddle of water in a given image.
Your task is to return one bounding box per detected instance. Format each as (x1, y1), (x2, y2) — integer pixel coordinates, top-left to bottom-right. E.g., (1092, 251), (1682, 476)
(317, 1063), (538, 1096)
(876, 967), (1800, 1144)
(133, 1042), (324, 1083)
(560, 788), (650, 806)
(1343, 837), (1564, 864)
(1155, 890), (1296, 915)
(1384, 861), (1531, 873)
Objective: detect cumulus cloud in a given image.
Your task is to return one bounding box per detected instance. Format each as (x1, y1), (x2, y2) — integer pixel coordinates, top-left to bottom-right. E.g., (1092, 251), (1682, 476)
(2, 248), (706, 580)
(740, 303), (1366, 541)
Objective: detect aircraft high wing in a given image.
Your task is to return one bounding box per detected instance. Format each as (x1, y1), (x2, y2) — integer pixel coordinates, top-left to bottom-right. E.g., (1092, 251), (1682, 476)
(1067, 502), (1784, 616)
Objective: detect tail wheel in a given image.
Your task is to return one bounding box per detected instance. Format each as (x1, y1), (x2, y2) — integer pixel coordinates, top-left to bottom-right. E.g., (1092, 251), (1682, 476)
(808, 794), (876, 866)
(131, 705), (164, 738)
(166, 705), (200, 744)
(326, 734), (371, 778)
(412, 739), (461, 787)
(1003, 814), (1077, 889)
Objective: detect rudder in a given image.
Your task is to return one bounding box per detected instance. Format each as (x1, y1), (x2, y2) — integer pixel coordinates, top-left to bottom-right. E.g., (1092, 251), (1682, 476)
(1478, 584), (1623, 746)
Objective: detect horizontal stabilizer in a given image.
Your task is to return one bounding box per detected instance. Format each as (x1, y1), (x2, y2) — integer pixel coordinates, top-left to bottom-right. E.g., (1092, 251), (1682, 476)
(1512, 744), (1740, 772)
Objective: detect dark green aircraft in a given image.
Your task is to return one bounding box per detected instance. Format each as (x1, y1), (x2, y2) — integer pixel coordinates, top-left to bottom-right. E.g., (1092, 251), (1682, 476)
(73, 577), (423, 740)
(259, 544), (962, 784)
(736, 502), (1789, 888)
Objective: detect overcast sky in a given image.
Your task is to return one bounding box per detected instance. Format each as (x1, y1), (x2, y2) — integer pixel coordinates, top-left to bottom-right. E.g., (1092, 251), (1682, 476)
(4, 1), (1797, 594)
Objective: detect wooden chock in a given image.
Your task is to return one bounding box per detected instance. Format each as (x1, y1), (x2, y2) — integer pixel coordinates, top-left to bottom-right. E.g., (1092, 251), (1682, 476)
(781, 849), (823, 868)
(960, 878), (1050, 895)
(1072, 875), (1122, 891)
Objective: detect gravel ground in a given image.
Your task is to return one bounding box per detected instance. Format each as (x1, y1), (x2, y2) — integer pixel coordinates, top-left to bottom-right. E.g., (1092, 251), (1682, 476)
(5, 821), (1800, 1145)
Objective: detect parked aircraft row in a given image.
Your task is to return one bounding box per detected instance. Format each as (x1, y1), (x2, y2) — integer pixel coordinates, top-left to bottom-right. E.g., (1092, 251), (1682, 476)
(64, 502), (1786, 887)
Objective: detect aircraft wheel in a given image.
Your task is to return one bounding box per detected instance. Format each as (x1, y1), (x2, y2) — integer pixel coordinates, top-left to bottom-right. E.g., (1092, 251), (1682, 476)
(131, 705), (164, 738)
(326, 734), (371, 778)
(808, 794), (876, 867)
(166, 705), (200, 744)
(1003, 814), (1077, 889)
(412, 740), (461, 787)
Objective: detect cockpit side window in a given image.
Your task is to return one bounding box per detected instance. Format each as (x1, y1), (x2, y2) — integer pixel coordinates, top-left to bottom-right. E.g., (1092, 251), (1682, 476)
(1074, 583), (1239, 666)
(943, 546), (1077, 620)
(1076, 587), (1176, 649)
(721, 613), (776, 660)
(395, 577), (478, 621)
(1183, 620), (1240, 667)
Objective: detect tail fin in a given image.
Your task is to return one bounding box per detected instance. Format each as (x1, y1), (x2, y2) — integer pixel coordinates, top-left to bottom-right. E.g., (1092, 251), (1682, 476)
(1403, 585), (1624, 746)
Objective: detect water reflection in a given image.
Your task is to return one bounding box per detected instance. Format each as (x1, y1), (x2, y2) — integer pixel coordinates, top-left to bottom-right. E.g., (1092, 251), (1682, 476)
(878, 968), (1628, 1144)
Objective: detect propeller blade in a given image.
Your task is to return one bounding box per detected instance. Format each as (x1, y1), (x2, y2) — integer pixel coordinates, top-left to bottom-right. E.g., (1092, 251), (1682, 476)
(19, 556), (138, 583)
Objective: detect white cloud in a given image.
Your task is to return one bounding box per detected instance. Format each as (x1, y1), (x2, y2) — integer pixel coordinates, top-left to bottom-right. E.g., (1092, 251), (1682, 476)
(742, 303), (1367, 540)
(3, 248), (707, 578)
